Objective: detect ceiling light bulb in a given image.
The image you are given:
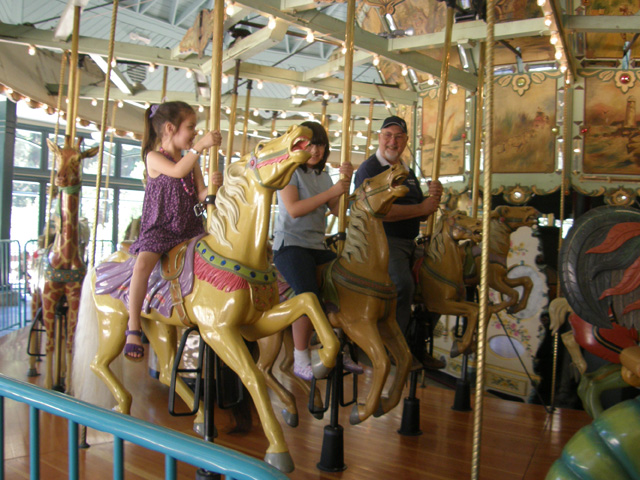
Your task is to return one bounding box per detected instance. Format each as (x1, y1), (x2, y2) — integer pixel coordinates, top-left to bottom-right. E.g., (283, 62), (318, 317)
(198, 105), (204, 112)
(373, 55), (380, 66)
(544, 16), (552, 27)
(550, 33), (559, 45)
(450, 84), (458, 94)
(225, 106), (231, 114)
(323, 91), (330, 100)
(354, 145), (359, 150)
(222, 74), (228, 84)
(291, 85), (297, 95)
(306, 31), (315, 43)
(560, 64), (568, 73)
(401, 65), (408, 76)
(148, 63), (156, 72)
(341, 43), (347, 55)
(253, 108), (259, 117)
(537, 0), (545, 6)
(267, 15), (277, 30)
(253, 130), (258, 136)
(257, 80), (264, 89)
(117, 100), (124, 108)
(226, 1), (235, 16)
(91, 98), (98, 106)
(355, 96), (361, 105)
(272, 130), (278, 137)
(365, 118), (371, 125)
(555, 50), (563, 60)
(185, 69), (193, 78)
(337, 115), (343, 123)
(28, 45), (36, 56)
(280, 111), (287, 119)
(334, 131), (340, 137)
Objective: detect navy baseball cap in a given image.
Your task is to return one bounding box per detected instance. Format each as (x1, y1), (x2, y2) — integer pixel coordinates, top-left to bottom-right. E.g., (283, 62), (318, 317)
(380, 115), (407, 133)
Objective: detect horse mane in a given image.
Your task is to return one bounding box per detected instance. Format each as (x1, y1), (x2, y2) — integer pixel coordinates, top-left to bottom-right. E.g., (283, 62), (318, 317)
(207, 161), (249, 249)
(426, 213), (447, 263)
(342, 195), (368, 263)
(489, 217), (512, 254)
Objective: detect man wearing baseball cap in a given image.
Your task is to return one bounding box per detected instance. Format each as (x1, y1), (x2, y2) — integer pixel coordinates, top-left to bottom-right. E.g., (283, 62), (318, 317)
(354, 115), (444, 370)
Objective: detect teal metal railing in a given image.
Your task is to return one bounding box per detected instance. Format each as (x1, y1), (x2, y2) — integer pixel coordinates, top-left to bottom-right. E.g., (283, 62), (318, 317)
(0, 374), (288, 480)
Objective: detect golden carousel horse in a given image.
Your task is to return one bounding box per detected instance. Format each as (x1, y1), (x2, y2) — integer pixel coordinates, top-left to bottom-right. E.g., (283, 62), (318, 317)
(417, 210), (484, 357)
(257, 163), (413, 426)
(462, 205), (540, 314)
(72, 125), (339, 473)
(28, 138), (98, 392)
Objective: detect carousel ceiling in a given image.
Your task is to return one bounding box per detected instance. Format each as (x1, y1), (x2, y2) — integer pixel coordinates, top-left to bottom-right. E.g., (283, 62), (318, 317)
(0, 0), (638, 159)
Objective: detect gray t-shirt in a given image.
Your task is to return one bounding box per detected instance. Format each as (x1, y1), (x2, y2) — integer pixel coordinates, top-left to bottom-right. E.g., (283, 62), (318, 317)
(273, 167), (333, 251)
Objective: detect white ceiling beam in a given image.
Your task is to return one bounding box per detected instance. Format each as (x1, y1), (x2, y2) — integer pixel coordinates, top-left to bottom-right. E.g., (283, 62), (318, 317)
(280, 0), (319, 12)
(303, 50), (371, 81)
(234, 0), (478, 91)
(389, 18), (549, 51)
(175, 0), (209, 27)
(564, 15), (640, 33)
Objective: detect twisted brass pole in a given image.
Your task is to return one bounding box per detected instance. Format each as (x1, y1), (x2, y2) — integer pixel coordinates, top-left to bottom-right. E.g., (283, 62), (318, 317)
(471, 0), (495, 478)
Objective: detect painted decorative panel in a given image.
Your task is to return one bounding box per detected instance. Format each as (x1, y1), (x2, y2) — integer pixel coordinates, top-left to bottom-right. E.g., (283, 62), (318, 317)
(583, 70), (640, 175)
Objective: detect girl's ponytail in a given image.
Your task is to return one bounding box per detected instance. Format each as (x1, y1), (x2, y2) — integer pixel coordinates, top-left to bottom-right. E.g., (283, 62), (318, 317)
(141, 105), (157, 164)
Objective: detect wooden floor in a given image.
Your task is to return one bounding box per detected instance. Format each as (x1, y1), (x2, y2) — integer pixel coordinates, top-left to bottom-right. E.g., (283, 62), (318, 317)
(0, 326), (592, 480)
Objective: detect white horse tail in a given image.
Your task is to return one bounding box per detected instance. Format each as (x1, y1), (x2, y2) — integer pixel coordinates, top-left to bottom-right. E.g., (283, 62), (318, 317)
(71, 268), (120, 409)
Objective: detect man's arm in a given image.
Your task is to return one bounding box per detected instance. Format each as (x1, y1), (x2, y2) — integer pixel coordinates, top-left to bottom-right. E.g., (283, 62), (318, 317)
(384, 179), (442, 222)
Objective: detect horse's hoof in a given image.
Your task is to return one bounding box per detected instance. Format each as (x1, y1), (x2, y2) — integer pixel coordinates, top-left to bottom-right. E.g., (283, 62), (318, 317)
(373, 401), (386, 418)
(311, 350), (330, 379)
(26, 368), (39, 377)
(349, 404), (363, 425)
(281, 409), (298, 428)
(193, 423), (218, 439)
(450, 342), (461, 358)
(264, 451), (294, 473)
(311, 410), (324, 420)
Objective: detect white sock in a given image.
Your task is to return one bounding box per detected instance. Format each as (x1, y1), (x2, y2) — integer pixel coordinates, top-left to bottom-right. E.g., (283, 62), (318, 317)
(294, 348), (311, 367)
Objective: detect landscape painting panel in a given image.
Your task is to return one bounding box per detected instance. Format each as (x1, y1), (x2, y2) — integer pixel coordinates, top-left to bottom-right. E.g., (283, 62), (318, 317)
(421, 91), (466, 176)
(584, 74), (640, 175)
(493, 77), (556, 173)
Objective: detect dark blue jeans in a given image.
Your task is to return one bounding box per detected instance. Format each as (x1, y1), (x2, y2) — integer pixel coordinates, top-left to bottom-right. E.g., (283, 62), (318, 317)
(273, 245), (336, 305)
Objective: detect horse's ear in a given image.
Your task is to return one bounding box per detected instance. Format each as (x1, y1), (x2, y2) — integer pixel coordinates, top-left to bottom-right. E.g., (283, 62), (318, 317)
(82, 146), (100, 159)
(492, 206), (505, 219)
(46, 138), (60, 156)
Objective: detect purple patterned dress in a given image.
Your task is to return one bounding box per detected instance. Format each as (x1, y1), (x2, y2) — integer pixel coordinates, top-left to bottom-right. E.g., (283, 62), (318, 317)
(129, 150), (204, 255)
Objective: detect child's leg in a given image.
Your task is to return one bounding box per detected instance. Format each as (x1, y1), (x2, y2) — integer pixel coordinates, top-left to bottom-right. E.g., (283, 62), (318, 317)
(126, 251), (160, 355)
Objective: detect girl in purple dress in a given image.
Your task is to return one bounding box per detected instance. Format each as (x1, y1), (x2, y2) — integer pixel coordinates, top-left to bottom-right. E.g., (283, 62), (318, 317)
(125, 101), (222, 361)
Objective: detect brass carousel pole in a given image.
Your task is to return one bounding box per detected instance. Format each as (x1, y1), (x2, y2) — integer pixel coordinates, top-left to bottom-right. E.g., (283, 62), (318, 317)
(426, 2), (454, 235)
(65, 5), (81, 143)
(240, 80), (253, 156)
(207, 0), (224, 225)
(551, 73), (572, 409)
(161, 65), (168, 101)
(364, 99), (374, 156)
(471, 0), (495, 478)
(89, 0), (118, 268)
(44, 51), (68, 249)
(321, 99), (328, 130)
(470, 44), (485, 219)
(225, 60), (241, 166)
(337, 0), (356, 254)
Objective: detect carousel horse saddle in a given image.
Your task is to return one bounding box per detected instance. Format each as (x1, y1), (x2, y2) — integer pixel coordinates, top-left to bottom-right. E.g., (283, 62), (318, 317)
(95, 234), (205, 322)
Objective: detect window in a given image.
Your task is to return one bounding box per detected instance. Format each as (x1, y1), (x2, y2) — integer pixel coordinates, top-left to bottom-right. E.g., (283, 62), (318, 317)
(14, 129), (41, 168)
(121, 143), (144, 180)
(11, 181), (40, 247)
(118, 189), (144, 243)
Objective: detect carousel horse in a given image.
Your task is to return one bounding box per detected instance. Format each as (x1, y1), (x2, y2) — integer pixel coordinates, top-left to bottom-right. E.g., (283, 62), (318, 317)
(545, 205), (640, 479)
(549, 297), (638, 418)
(28, 137), (98, 392)
(257, 163), (413, 426)
(417, 210), (484, 357)
(72, 125), (339, 473)
(462, 205), (540, 314)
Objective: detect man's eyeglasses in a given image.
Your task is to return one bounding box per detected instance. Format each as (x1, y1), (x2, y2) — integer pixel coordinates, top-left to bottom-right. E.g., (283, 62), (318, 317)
(380, 132), (407, 141)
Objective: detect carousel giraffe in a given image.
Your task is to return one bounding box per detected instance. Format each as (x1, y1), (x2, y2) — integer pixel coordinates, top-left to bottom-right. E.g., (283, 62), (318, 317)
(33, 136), (98, 391)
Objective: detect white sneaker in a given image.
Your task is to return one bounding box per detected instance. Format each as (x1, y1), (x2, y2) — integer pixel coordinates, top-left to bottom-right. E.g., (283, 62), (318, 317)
(343, 350), (364, 375)
(294, 362), (314, 381)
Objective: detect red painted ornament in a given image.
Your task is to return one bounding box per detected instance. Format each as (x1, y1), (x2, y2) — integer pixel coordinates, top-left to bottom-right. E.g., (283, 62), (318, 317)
(621, 73), (631, 84)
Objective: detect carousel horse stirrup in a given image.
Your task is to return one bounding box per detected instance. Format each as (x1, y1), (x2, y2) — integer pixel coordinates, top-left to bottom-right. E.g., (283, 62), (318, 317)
(124, 329), (145, 362)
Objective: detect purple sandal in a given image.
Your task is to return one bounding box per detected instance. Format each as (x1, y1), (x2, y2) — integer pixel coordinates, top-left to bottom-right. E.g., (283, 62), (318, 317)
(124, 329), (144, 362)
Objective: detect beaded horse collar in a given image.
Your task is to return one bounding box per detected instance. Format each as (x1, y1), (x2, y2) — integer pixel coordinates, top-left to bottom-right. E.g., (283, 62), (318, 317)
(195, 239), (276, 285)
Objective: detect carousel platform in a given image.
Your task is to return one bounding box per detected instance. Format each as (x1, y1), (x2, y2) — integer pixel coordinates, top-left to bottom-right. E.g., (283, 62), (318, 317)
(0, 326), (591, 480)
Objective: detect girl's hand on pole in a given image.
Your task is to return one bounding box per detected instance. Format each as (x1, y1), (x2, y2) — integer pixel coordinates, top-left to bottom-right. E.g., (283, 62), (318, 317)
(339, 162), (354, 180)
